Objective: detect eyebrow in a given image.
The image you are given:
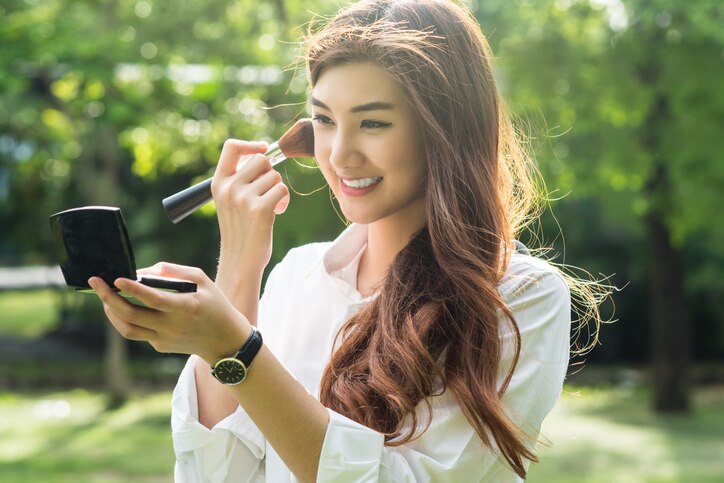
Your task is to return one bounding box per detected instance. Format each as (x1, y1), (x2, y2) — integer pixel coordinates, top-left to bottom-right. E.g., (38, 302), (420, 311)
(311, 97), (395, 113)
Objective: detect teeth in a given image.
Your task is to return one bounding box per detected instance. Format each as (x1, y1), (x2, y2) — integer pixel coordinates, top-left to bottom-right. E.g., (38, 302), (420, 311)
(342, 177), (383, 189)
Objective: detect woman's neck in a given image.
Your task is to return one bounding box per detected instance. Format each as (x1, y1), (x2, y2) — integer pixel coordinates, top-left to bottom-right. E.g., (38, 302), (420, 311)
(357, 215), (425, 297)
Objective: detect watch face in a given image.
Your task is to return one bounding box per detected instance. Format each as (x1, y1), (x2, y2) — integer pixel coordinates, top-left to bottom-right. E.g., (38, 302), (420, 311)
(213, 358), (248, 385)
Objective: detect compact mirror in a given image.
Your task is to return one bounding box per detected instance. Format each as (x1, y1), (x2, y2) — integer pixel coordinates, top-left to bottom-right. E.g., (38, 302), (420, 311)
(49, 206), (196, 293)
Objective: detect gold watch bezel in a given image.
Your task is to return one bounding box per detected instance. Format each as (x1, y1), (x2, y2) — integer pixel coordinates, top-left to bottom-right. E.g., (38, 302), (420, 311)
(211, 357), (249, 385)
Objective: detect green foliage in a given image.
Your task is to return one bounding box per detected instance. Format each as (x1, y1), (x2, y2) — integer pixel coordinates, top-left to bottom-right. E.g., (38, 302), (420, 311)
(483, 0), (724, 264)
(476, 0), (724, 361)
(1, 0), (722, 361)
(0, 0), (341, 275)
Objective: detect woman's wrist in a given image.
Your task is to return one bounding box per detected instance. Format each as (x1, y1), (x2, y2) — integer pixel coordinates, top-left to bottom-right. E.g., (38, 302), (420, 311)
(215, 271), (262, 310)
(217, 247), (267, 275)
(215, 269), (262, 292)
(200, 318), (253, 366)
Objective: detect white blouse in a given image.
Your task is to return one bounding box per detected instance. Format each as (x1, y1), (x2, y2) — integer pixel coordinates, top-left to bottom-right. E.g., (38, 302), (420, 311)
(171, 223), (571, 482)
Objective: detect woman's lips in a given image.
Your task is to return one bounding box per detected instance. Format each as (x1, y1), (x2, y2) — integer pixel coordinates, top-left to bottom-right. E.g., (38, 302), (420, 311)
(339, 176), (383, 196)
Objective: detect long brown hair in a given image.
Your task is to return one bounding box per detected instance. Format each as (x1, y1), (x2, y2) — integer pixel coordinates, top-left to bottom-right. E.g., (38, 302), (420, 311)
(306, 0), (600, 478)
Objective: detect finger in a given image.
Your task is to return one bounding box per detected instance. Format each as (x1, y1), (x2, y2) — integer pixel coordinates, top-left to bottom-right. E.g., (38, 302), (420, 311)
(246, 169), (283, 197)
(136, 262), (166, 276)
(132, 262), (207, 283)
(89, 277), (141, 319)
(216, 139), (268, 177)
(274, 192), (291, 215)
(89, 277), (158, 330)
(259, 182), (290, 214)
(113, 277), (178, 312)
(232, 153), (274, 185)
(101, 302), (157, 341)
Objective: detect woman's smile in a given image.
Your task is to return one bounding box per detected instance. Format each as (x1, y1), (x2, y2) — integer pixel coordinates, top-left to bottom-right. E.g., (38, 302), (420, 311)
(339, 176), (384, 195)
(311, 62), (427, 227)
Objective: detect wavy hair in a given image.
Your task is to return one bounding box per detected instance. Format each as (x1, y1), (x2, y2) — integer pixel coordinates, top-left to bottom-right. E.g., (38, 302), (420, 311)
(305, 0), (604, 478)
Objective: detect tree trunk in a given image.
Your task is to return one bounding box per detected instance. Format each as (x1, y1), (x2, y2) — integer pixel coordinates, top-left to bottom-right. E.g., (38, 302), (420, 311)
(639, 45), (691, 411)
(646, 208), (690, 412)
(105, 324), (131, 408)
(97, 125), (131, 407)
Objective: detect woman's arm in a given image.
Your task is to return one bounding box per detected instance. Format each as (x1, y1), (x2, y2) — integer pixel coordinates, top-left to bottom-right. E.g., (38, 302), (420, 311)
(90, 260), (569, 482)
(191, 267), (263, 430)
(181, 137), (287, 430)
(90, 269), (329, 483)
(171, 355), (266, 483)
(193, 357), (241, 429)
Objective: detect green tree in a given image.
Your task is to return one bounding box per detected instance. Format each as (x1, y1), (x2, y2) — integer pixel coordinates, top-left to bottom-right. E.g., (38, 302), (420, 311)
(481, 0), (724, 411)
(0, 0), (341, 402)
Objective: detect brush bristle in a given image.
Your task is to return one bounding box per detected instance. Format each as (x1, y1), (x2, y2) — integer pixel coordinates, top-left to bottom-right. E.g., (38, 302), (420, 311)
(277, 119), (315, 158)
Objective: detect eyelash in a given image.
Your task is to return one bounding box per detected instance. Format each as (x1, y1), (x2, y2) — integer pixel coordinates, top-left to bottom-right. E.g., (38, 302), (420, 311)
(312, 114), (391, 129)
(361, 120), (392, 129)
(312, 114), (333, 125)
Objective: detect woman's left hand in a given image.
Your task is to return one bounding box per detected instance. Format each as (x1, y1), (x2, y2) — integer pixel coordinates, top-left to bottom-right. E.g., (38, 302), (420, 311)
(88, 262), (251, 365)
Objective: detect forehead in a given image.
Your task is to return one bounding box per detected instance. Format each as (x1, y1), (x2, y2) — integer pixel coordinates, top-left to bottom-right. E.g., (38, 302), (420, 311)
(311, 62), (408, 108)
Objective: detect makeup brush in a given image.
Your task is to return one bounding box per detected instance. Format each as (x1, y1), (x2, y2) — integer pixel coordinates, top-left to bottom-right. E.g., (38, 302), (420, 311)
(162, 118), (315, 223)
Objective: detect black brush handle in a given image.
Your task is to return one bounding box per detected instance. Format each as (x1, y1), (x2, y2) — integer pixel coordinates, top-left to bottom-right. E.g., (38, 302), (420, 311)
(162, 177), (212, 224)
(162, 142), (285, 224)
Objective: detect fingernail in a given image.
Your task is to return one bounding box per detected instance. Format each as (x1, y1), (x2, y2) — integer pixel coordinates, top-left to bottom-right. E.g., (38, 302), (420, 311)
(88, 277), (98, 289)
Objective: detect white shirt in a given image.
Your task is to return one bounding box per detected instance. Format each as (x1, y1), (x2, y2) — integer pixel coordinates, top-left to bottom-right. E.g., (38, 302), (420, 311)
(171, 223), (571, 482)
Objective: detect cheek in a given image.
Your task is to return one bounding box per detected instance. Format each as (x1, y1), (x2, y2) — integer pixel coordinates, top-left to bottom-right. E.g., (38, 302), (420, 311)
(386, 143), (426, 186)
(315, 156), (337, 187)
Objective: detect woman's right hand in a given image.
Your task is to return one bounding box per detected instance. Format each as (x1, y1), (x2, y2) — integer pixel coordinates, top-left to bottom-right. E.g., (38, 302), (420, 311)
(211, 139), (291, 292)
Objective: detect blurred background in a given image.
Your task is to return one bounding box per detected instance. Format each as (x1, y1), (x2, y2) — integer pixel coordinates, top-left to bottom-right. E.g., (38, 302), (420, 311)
(1, 0), (722, 481)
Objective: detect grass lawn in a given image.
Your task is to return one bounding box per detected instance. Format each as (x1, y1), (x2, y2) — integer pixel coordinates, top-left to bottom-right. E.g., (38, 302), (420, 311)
(0, 385), (722, 482)
(528, 384), (724, 482)
(0, 289), (60, 337)
(0, 390), (175, 482)
(1, 291), (722, 481)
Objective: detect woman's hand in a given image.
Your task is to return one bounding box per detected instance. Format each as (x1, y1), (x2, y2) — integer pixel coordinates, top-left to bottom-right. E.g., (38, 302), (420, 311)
(88, 262), (251, 365)
(211, 140), (291, 280)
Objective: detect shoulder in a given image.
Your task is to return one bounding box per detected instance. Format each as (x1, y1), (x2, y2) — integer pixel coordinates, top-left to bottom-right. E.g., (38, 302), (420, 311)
(499, 252), (570, 308)
(263, 241), (332, 289)
(497, 252), (571, 345)
(279, 242), (331, 269)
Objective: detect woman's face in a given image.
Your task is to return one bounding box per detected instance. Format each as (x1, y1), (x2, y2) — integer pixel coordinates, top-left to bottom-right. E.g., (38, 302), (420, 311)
(311, 62), (427, 229)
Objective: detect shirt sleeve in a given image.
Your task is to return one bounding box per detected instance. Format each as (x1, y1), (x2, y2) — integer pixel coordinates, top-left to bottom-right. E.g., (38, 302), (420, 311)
(171, 260), (288, 482)
(315, 268), (571, 483)
(171, 355), (266, 483)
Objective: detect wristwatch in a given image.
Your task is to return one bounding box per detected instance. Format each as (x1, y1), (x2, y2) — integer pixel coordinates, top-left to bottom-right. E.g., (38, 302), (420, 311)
(210, 326), (263, 385)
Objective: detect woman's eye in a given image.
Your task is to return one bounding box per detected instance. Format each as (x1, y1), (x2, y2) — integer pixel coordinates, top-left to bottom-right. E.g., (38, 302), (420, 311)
(361, 120), (392, 129)
(312, 114), (333, 125)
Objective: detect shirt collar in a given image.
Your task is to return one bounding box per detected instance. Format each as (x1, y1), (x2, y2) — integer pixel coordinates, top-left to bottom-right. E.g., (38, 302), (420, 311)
(317, 223), (375, 302)
(322, 223), (368, 275)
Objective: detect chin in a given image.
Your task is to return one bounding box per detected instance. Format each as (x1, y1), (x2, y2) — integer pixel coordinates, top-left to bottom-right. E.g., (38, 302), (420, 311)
(341, 212), (378, 225)
(337, 205), (381, 225)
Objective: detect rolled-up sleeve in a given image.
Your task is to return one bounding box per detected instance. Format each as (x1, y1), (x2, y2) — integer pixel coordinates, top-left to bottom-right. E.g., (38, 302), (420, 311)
(171, 261), (287, 483)
(315, 264), (571, 483)
(498, 270), (571, 431)
(317, 398), (506, 482)
(317, 409), (385, 481)
(172, 355), (266, 483)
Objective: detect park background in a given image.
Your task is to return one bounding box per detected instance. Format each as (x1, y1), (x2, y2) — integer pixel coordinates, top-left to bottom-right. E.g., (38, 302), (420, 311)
(1, 0), (722, 481)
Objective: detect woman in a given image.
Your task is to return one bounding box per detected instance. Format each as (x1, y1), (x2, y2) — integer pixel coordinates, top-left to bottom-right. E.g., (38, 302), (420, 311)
(90, 0), (603, 481)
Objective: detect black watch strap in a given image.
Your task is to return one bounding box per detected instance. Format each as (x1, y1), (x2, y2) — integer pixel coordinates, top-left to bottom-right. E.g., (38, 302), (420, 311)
(235, 326), (263, 367)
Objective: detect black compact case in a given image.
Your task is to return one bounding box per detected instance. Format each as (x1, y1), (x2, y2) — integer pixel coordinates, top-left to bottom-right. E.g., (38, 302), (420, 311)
(49, 206), (196, 293)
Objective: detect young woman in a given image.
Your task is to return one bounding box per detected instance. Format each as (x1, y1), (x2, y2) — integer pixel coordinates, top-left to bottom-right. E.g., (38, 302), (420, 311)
(90, 0), (602, 481)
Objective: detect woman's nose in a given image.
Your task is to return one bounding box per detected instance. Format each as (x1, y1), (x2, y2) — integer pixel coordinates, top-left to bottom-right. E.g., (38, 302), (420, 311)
(329, 130), (364, 169)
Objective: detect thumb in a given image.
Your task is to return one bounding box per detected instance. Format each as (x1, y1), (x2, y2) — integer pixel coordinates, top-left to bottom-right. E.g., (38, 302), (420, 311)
(137, 262), (207, 283)
(273, 194), (291, 215)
